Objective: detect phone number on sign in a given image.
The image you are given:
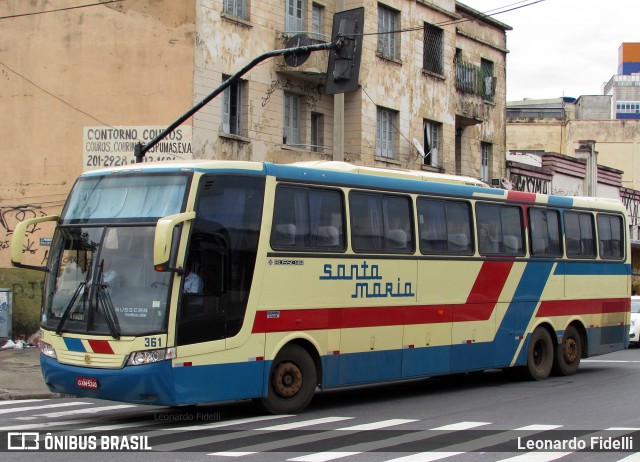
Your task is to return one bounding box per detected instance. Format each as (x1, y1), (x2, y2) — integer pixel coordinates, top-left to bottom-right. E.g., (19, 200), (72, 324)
(85, 155), (178, 168)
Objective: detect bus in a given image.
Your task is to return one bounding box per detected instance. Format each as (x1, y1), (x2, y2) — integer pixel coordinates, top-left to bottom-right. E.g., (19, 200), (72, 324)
(11, 160), (630, 414)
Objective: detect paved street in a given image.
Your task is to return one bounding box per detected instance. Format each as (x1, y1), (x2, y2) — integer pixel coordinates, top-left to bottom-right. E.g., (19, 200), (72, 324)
(1, 347), (640, 461)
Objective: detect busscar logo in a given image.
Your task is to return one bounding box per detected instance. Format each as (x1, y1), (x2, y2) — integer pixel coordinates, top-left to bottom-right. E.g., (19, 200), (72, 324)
(8, 432), (39, 450)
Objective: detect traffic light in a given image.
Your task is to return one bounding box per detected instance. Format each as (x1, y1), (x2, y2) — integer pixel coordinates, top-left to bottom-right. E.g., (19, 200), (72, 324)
(325, 7), (364, 95)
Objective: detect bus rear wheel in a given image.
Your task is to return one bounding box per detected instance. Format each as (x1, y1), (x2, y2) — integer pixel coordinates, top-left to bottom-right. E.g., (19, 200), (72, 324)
(553, 325), (582, 376)
(257, 344), (317, 414)
(522, 327), (554, 380)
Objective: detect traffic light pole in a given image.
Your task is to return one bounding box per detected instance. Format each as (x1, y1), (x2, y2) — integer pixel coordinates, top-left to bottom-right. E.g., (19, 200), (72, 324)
(134, 39), (344, 163)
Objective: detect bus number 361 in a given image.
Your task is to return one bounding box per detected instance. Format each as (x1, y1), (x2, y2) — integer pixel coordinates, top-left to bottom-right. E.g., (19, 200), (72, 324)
(144, 337), (162, 348)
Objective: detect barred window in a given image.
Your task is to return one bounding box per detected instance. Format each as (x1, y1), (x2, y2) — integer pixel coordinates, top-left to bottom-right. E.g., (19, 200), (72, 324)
(423, 23), (443, 74)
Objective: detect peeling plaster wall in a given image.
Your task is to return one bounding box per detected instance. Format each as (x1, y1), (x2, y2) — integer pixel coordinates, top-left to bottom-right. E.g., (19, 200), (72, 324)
(0, 0), (196, 269)
(192, 0), (508, 179)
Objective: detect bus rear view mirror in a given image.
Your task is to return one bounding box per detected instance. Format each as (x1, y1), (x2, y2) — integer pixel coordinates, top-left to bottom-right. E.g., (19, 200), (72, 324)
(11, 215), (59, 271)
(154, 211), (195, 271)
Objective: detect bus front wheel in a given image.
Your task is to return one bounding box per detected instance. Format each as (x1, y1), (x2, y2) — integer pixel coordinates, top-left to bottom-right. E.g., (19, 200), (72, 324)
(553, 325), (582, 376)
(257, 344), (317, 414)
(522, 327), (554, 380)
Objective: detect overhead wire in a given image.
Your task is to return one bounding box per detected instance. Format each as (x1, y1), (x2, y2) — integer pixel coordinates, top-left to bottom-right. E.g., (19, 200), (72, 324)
(0, 0), (124, 20)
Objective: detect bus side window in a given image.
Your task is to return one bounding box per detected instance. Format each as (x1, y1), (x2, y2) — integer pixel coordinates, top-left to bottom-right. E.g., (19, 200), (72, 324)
(271, 185), (345, 251)
(529, 208), (562, 257)
(417, 198), (472, 255)
(350, 191), (413, 253)
(476, 203), (524, 256)
(597, 213), (624, 259)
(565, 211), (596, 258)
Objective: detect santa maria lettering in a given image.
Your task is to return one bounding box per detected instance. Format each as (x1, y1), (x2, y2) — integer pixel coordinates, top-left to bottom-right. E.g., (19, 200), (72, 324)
(319, 261), (415, 299)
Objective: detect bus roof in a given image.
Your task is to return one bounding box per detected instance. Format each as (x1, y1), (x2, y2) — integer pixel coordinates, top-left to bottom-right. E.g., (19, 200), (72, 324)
(81, 159), (626, 213)
(289, 161), (490, 188)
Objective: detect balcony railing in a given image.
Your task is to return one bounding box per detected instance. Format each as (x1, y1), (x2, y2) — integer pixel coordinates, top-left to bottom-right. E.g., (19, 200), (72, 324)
(455, 59), (495, 102)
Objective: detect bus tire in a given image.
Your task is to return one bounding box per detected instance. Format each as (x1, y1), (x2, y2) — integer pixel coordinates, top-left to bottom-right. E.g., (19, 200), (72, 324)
(553, 325), (581, 376)
(257, 344), (317, 414)
(522, 327), (554, 380)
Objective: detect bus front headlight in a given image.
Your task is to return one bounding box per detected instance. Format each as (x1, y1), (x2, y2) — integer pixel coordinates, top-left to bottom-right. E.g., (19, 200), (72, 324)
(127, 347), (176, 366)
(39, 341), (57, 359)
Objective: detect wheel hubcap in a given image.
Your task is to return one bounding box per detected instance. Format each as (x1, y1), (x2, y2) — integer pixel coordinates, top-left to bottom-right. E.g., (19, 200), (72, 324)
(272, 361), (302, 398)
(564, 338), (578, 363)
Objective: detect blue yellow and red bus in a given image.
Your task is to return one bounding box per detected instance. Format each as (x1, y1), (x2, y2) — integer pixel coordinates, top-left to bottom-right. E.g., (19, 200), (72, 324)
(11, 160), (630, 413)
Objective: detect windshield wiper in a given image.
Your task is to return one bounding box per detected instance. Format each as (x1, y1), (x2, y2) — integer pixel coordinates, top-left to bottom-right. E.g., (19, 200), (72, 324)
(96, 285), (120, 340)
(95, 258), (121, 340)
(55, 281), (87, 336)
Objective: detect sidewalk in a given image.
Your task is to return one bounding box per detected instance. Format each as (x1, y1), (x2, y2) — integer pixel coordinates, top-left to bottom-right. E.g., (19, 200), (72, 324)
(0, 346), (64, 400)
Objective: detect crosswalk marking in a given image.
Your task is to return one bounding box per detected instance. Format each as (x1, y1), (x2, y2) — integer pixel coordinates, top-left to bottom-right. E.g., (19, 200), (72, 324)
(287, 452), (362, 462)
(14, 404), (137, 419)
(0, 401), (89, 415)
(496, 453), (572, 462)
(211, 418), (419, 459)
(1, 399), (639, 461)
(257, 416), (354, 431)
(431, 422), (491, 431)
(162, 414), (292, 432)
(338, 419), (417, 431)
(0, 418), (97, 431)
(0, 399), (45, 406)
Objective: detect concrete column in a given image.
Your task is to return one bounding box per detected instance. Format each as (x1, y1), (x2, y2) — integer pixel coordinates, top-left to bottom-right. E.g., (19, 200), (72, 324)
(575, 140), (598, 197)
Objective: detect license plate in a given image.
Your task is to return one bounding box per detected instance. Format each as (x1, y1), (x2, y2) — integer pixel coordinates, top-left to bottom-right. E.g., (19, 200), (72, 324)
(76, 377), (99, 390)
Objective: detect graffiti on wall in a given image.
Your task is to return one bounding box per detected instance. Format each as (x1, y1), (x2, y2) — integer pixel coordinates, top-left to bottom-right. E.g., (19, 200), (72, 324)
(0, 205), (51, 267)
(510, 173), (550, 195)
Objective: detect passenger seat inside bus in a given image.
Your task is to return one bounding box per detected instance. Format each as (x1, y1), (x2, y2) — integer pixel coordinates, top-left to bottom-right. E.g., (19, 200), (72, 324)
(316, 225), (340, 247)
(387, 229), (408, 250)
(273, 223), (296, 247)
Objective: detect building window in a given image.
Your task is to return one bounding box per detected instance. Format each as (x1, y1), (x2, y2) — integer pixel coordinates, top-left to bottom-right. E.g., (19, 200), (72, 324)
(224, 0), (247, 20)
(423, 23), (443, 75)
(481, 142), (492, 182)
(481, 58), (495, 101)
(311, 112), (323, 152)
(284, 92), (301, 146)
(617, 101), (640, 114)
(377, 4), (399, 60)
(423, 119), (441, 167)
(285, 0), (305, 34)
(311, 3), (325, 41)
(222, 75), (244, 136)
(376, 107), (397, 159)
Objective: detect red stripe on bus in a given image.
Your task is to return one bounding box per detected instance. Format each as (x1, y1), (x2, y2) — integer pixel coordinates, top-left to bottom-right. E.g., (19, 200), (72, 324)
(456, 260), (514, 321)
(251, 297), (629, 334)
(507, 190), (537, 203)
(536, 298), (629, 317)
(87, 340), (114, 355)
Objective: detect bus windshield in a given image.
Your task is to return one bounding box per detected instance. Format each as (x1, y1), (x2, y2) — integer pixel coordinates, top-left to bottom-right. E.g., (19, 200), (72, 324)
(62, 173), (190, 223)
(43, 226), (171, 337)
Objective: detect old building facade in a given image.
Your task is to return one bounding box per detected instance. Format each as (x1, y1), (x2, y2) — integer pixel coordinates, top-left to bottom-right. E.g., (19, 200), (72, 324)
(1, 0), (510, 275)
(2, 0), (509, 279)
